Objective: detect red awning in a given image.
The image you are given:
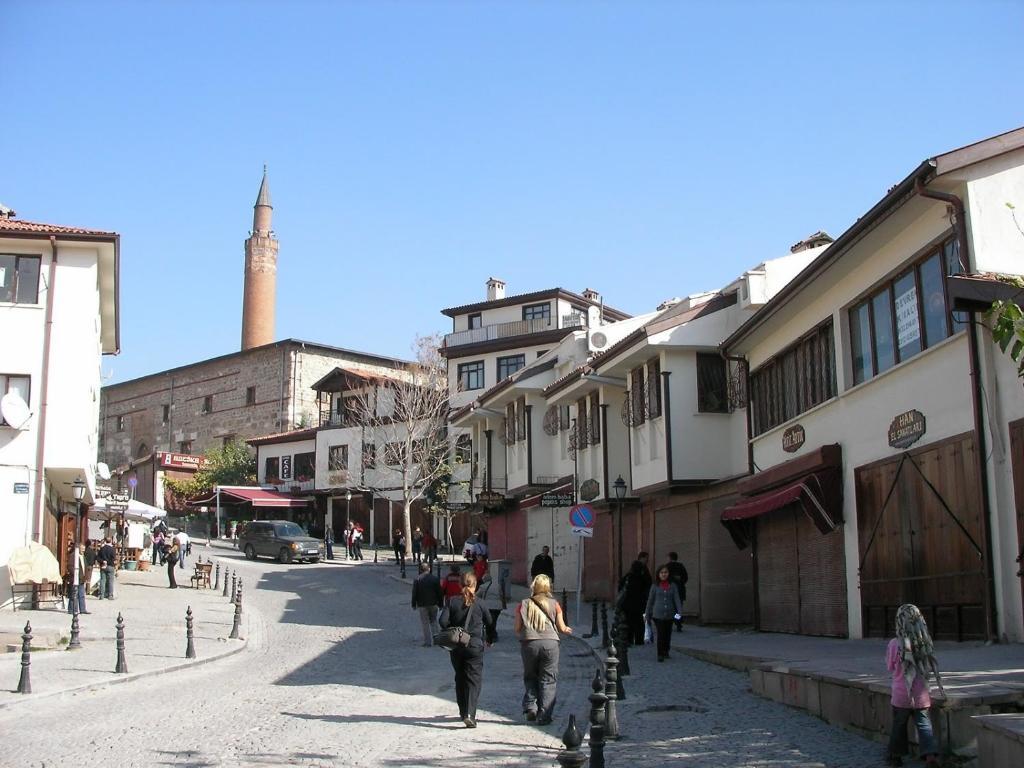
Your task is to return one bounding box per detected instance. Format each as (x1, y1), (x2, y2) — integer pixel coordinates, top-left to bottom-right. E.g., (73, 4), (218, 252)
(721, 469), (842, 549)
(188, 487), (310, 508)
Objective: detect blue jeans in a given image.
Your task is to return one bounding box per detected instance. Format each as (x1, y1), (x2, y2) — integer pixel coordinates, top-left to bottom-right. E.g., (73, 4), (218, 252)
(99, 566), (116, 598)
(67, 583), (86, 613)
(888, 706), (938, 758)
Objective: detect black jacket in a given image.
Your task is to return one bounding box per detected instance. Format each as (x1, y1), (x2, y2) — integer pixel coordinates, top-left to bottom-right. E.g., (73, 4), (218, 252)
(441, 597), (496, 649)
(530, 554), (554, 580)
(411, 573), (443, 608)
(98, 543), (116, 567)
(666, 560), (688, 601)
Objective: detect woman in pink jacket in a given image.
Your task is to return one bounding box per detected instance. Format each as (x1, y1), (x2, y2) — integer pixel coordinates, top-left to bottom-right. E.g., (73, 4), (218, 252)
(886, 604), (943, 766)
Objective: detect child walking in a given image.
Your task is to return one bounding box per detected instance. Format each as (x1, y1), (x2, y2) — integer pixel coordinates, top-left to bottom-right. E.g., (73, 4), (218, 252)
(886, 604), (944, 766)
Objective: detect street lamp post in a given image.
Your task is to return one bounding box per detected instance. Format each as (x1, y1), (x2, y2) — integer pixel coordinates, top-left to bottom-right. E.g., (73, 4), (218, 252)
(612, 476), (626, 585)
(68, 477), (87, 649)
(345, 489), (352, 561)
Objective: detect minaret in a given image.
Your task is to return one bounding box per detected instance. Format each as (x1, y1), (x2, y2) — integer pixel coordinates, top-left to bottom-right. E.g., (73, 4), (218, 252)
(241, 166), (278, 350)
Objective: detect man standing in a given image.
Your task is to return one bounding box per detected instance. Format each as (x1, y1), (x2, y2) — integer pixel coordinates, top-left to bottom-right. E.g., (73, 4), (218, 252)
(175, 529), (190, 570)
(411, 562), (443, 646)
(422, 529), (437, 564)
(98, 537), (117, 599)
(530, 546), (555, 584)
(412, 527), (424, 564)
(665, 552), (688, 631)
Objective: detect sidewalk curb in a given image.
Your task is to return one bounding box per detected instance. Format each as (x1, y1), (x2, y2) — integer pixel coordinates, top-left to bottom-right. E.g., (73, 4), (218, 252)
(0, 611), (257, 712)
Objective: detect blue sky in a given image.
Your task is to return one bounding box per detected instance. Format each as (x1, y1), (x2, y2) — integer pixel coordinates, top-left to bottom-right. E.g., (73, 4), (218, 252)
(3, 1), (1022, 384)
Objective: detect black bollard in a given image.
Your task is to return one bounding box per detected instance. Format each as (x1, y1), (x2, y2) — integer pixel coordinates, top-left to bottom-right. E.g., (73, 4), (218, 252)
(222, 568), (230, 597)
(554, 714), (587, 768)
(68, 608), (82, 651)
(16, 621), (32, 694)
(601, 602), (609, 648)
(617, 611), (631, 678)
(114, 613), (128, 674)
(213, 562), (220, 591)
(399, 557), (406, 579)
(604, 641), (620, 740)
(229, 580), (243, 639)
(561, 588), (568, 617)
(185, 606), (196, 659)
(230, 572), (237, 603)
(588, 667), (607, 768)
(584, 600), (599, 638)
(374, 543), (379, 563)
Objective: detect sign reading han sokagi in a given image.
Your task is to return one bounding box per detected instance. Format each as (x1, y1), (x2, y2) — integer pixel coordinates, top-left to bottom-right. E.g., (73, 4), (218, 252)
(888, 409), (926, 449)
(782, 424), (805, 453)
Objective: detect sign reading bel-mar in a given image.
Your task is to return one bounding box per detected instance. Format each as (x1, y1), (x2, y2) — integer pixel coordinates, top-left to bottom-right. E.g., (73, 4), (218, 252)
(569, 504), (594, 537)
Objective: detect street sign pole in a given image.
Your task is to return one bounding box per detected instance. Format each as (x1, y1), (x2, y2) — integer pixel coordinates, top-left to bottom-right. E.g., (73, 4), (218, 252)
(576, 534), (584, 626)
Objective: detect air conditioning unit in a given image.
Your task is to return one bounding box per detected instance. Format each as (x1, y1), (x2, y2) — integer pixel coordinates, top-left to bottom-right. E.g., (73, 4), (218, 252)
(588, 330), (610, 353)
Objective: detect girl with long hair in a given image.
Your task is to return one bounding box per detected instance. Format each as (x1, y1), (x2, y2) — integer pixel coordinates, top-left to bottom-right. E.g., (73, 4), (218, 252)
(513, 574), (572, 725)
(439, 571), (496, 728)
(886, 604), (944, 766)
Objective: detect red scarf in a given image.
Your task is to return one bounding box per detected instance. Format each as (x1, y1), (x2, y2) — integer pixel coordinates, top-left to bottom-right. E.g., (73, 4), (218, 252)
(659, 579), (671, 591)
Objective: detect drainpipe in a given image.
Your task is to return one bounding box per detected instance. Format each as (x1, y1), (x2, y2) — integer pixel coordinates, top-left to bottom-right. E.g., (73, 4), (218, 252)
(484, 429), (493, 492)
(525, 404), (533, 486)
(660, 370), (673, 484)
(600, 403), (610, 500)
(722, 350), (754, 475)
(32, 237), (59, 541)
(916, 180), (998, 642)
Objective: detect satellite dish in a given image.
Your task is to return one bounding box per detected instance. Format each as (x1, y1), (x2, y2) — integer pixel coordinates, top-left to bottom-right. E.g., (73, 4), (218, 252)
(0, 392), (31, 430)
(97, 462), (112, 481)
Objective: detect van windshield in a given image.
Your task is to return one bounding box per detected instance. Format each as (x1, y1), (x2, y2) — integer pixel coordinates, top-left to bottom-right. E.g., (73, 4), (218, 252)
(275, 523), (306, 537)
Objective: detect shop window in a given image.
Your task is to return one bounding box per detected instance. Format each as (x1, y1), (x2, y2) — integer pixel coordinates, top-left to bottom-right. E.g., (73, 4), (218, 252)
(328, 445), (348, 471)
(265, 456), (280, 483)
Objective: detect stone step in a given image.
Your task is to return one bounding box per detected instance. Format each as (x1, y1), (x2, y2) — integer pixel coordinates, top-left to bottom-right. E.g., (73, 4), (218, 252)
(974, 713), (1024, 768)
(1, 628), (65, 652)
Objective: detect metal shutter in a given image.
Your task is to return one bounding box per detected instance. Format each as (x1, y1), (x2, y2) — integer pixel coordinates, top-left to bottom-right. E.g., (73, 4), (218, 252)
(797, 515), (848, 637)
(655, 501), (700, 617)
(700, 495), (754, 624)
(756, 509), (800, 633)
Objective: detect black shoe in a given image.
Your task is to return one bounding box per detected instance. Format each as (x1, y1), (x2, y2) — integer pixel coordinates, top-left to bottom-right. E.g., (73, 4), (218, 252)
(463, 717), (476, 728)
(524, 711), (537, 721)
(658, 656), (665, 662)
(536, 716), (552, 726)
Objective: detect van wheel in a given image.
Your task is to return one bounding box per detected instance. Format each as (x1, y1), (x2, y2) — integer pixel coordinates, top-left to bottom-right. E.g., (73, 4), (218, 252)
(278, 547), (292, 564)
(244, 544), (256, 560)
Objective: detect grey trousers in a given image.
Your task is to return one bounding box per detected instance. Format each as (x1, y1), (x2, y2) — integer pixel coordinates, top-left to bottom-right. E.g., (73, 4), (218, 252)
(521, 639), (560, 718)
(419, 605), (439, 645)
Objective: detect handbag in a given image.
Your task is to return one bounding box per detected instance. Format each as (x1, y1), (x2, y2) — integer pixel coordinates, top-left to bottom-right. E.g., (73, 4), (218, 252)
(434, 602), (473, 650)
(643, 620), (654, 644)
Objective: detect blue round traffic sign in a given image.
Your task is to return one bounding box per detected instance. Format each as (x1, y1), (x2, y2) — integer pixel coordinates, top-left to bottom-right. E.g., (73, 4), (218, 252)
(569, 504), (594, 528)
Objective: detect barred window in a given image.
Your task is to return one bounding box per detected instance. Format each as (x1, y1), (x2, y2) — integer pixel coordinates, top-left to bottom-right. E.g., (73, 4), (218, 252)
(328, 445), (348, 471)
(576, 396), (589, 450)
(697, 353), (728, 413)
(750, 320), (836, 436)
(516, 396), (527, 441)
(647, 358), (662, 419)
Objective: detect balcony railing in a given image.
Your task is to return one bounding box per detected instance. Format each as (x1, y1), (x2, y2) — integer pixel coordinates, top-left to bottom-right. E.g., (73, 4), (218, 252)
(444, 314), (584, 349)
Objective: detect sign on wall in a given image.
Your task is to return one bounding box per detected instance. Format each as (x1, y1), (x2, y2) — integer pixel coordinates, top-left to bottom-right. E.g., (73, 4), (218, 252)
(782, 424), (805, 453)
(157, 452), (211, 471)
(280, 455), (292, 480)
(888, 409), (926, 449)
(13, 482), (28, 494)
(578, 479), (600, 501)
(541, 492), (575, 507)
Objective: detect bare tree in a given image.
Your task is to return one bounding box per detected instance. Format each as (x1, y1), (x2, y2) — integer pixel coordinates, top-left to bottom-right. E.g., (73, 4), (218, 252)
(346, 336), (450, 557)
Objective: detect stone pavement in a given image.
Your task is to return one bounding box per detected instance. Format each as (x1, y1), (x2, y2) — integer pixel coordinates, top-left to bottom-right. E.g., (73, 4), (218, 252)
(0, 555), (248, 709)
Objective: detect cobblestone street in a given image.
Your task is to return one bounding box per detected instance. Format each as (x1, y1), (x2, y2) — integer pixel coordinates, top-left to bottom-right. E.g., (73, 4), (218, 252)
(3, 550), (884, 767)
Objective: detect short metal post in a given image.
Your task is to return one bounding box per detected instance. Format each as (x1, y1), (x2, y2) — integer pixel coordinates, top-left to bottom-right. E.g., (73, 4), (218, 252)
(554, 714), (587, 768)
(229, 579), (243, 639)
(601, 602), (609, 648)
(185, 606), (196, 659)
(213, 562), (220, 591)
(399, 557), (406, 579)
(373, 543), (378, 563)
(561, 588), (568, 616)
(68, 608), (82, 651)
(617, 610), (631, 678)
(588, 667), (607, 768)
(16, 621), (32, 694)
(604, 641), (620, 740)
(222, 568), (230, 597)
(230, 572), (237, 603)
(114, 613), (128, 674)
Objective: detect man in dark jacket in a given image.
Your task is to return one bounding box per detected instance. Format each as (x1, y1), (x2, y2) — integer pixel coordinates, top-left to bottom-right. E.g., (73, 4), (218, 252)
(665, 551), (688, 631)
(530, 546), (555, 584)
(411, 562), (444, 646)
(97, 537), (117, 599)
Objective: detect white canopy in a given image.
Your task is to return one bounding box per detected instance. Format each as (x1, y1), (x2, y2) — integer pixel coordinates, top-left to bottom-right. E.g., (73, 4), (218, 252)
(91, 497), (164, 523)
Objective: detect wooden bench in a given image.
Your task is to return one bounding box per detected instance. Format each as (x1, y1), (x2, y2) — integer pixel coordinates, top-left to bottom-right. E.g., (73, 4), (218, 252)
(190, 562), (212, 589)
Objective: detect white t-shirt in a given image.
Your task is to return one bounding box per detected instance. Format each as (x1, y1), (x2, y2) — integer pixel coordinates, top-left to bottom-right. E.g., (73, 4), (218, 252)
(175, 531), (189, 548)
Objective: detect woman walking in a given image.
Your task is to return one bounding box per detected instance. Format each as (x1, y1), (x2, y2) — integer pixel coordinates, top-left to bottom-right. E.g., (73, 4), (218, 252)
(439, 571), (495, 728)
(886, 604), (943, 766)
(513, 574), (573, 725)
(644, 565), (684, 662)
(166, 539), (180, 588)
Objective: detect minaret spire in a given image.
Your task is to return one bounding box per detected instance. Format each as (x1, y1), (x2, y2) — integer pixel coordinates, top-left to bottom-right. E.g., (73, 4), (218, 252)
(241, 167), (278, 350)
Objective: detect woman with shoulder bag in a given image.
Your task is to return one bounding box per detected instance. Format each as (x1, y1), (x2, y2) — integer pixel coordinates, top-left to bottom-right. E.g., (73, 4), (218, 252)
(166, 540), (179, 589)
(439, 571), (495, 728)
(513, 574), (572, 725)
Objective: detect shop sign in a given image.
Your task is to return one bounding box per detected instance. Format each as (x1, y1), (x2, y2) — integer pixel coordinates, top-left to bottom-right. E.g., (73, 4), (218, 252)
(888, 409), (926, 449)
(281, 455), (292, 480)
(157, 452), (210, 471)
(541, 492), (575, 507)
(782, 424), (805, 453)
(477, 491), (506, 510)
(13, 482), (28, 494)
(578, 479), (600, 502)
(94, 483), (111, 498)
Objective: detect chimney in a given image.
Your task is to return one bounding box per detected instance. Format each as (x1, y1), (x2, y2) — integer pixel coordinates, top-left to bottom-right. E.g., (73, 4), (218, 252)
(581, 288), (601, 303)
(486, 277), (506, 301)
(790, 230), (834, 253)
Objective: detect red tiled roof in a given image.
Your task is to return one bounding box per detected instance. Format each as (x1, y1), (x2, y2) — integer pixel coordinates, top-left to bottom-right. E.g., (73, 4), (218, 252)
(247, 427), (319, 446)
(0, 218), (117, 236)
